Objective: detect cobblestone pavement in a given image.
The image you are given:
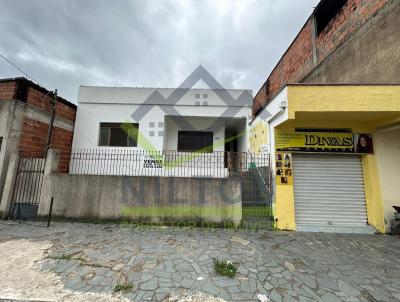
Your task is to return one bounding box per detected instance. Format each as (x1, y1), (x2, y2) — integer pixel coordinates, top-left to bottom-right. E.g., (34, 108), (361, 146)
(0, 221), (400, 302)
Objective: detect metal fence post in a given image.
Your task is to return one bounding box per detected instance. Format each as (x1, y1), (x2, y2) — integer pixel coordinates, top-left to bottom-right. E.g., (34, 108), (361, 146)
(47, 197), (54, 227)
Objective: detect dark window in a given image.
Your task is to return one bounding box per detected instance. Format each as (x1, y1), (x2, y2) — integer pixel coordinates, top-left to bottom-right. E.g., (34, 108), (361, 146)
(99, 123), (138, 147)
(315, 0), (348, 35)
(178, 131), (213, 152)
(0, 137), (2, 151)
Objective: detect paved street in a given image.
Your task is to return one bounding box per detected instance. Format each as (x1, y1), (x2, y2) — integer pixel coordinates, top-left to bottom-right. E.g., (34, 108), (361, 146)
(0, 221), (399, 302)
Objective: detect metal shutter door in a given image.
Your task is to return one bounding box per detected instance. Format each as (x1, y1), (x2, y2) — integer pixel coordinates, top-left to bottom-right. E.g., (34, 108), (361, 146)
(293, 154), (368, 227)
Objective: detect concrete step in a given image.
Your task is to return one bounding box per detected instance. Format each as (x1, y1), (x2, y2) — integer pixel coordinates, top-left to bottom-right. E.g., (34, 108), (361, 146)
(296, 224), (376, 234)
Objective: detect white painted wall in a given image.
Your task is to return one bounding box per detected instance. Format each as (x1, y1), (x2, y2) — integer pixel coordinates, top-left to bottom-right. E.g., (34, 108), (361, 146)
(248, 88), (289, 204)
(249, 88), (289, 157)
(73, 87), (252, 151)
(71, 86), (252, 177)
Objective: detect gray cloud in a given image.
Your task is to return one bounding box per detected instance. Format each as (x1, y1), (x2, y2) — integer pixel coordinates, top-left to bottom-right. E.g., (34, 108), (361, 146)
(0, 0), (319, 103)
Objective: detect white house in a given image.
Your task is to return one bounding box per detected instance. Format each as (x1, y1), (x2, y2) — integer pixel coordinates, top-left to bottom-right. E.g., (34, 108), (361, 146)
(71, 86), (253, 177)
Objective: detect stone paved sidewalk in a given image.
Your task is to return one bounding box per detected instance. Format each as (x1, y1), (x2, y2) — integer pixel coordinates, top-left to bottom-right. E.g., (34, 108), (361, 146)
(0, 221), (400, 302)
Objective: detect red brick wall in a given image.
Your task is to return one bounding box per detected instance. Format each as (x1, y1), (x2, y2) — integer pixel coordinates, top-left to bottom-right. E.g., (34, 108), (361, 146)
(253, 0), (389, 116)
(23, 87), (76, 172)
(26, 87), (76, 122)
(253, 20), (314, 115)
(0, 82), (16, 100)
(0, 79), (76, 172)
(18, 117), (73, 172)
(316, 0), (388, 61)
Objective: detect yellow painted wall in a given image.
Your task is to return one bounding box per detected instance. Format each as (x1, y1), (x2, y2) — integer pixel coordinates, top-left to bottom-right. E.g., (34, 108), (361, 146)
(249, 120), (268, 154)
(274, 182), (296, 230)
(287, 85), (400, 120)
(361, 155), (385, 233)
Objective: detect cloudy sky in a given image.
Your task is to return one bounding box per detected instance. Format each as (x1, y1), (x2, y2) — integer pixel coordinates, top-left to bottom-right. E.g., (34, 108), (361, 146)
(0, 0), (319, 103)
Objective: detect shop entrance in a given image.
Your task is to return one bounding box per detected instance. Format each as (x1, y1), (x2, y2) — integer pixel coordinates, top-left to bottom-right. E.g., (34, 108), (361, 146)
(293, 153), (369, 230)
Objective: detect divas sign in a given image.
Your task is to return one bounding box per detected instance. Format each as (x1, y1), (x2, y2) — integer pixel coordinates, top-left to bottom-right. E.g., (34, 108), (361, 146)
(276, 132), (373, 154)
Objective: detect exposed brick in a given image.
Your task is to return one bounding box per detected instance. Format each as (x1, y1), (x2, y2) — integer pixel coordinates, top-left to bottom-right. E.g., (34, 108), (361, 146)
(253, 0), (389, 116)
(18, 116), (74, 173)
(0, 82), (16, 99)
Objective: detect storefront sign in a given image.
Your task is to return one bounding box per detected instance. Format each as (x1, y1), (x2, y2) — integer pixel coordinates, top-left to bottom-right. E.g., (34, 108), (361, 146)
(276, 132), (373, 153)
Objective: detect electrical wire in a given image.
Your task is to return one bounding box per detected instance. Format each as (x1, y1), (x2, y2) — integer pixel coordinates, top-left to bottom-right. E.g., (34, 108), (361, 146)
(0, 53), (38, 83)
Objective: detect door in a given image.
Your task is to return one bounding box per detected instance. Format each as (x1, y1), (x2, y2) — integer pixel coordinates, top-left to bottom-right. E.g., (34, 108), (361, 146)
(293, 154), (368, 227)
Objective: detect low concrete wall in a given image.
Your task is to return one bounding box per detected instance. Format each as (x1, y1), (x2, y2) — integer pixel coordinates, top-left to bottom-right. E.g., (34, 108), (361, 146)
(38, 174), (242, 225)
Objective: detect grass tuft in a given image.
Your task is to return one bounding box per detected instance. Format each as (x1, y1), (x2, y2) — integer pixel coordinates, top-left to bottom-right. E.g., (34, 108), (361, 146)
(50, 254), (73, 260)
(213, 258), (237, 278)
(114, 283), (133, 293)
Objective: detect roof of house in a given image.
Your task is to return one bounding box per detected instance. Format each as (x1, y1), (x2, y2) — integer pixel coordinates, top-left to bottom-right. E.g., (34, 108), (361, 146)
(0, 77), (77, 109)
(78, 85), (253, 107)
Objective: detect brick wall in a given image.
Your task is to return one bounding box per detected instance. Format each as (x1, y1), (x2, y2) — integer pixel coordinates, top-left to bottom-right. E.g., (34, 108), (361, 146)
(22, 85), (76, 172)
(18, 117), (73, 172)
(253, 0), (390, 116)
(26, 87), (76, 122)
(0, 78), (76, 172)
(0, 82), (16, 100)
(316, 0), (388, 61)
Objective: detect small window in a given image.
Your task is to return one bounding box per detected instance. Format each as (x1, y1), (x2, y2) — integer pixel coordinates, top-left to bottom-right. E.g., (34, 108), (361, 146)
(0, 137), (2, 151)
(178, 131), (213, 152)
(99, 123), (138, 147)
(195, 93), (200, 99)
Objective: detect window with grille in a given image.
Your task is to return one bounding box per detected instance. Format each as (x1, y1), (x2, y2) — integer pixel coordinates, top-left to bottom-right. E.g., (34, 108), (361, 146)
(99, 123), (138, 147)
(177, 131), (213, 152)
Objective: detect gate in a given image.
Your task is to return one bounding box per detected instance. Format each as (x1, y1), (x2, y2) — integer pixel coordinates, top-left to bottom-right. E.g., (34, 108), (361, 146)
(239, 153), (274, 229)
(9, 151), (46, 219)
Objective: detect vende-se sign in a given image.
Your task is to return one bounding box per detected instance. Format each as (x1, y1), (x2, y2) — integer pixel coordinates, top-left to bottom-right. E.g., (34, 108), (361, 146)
(276, 132), (373, 153)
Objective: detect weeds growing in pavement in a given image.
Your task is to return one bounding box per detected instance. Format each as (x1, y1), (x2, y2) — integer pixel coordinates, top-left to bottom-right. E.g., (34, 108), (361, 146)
(213, 258), (237, 278)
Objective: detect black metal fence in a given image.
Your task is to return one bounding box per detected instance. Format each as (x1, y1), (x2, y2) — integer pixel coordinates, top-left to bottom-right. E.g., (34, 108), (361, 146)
(61, 149), (270, 179)
(9, 151), (46, 219)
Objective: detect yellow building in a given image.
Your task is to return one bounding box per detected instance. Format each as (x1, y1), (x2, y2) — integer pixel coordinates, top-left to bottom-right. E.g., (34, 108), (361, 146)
(251, 84), (400, 233)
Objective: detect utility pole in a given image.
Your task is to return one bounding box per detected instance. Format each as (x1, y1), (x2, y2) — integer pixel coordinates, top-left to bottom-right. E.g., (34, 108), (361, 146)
(46, 89), (57, 149)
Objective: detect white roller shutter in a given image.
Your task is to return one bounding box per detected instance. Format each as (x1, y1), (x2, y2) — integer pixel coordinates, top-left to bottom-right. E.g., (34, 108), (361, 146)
(293, 154), (368, 227)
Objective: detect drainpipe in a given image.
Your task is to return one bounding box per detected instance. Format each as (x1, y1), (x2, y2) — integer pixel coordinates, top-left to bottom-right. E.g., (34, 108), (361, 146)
(46, 89), (57, 150)
(266, 101), (287, 204)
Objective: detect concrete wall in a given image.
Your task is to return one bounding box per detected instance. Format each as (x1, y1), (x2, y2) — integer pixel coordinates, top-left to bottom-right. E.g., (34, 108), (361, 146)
(374, 129), (400, 232)
(38, 173), (242, 225)
(0, 101), (13, 197)
(0, 101), (24, 201)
